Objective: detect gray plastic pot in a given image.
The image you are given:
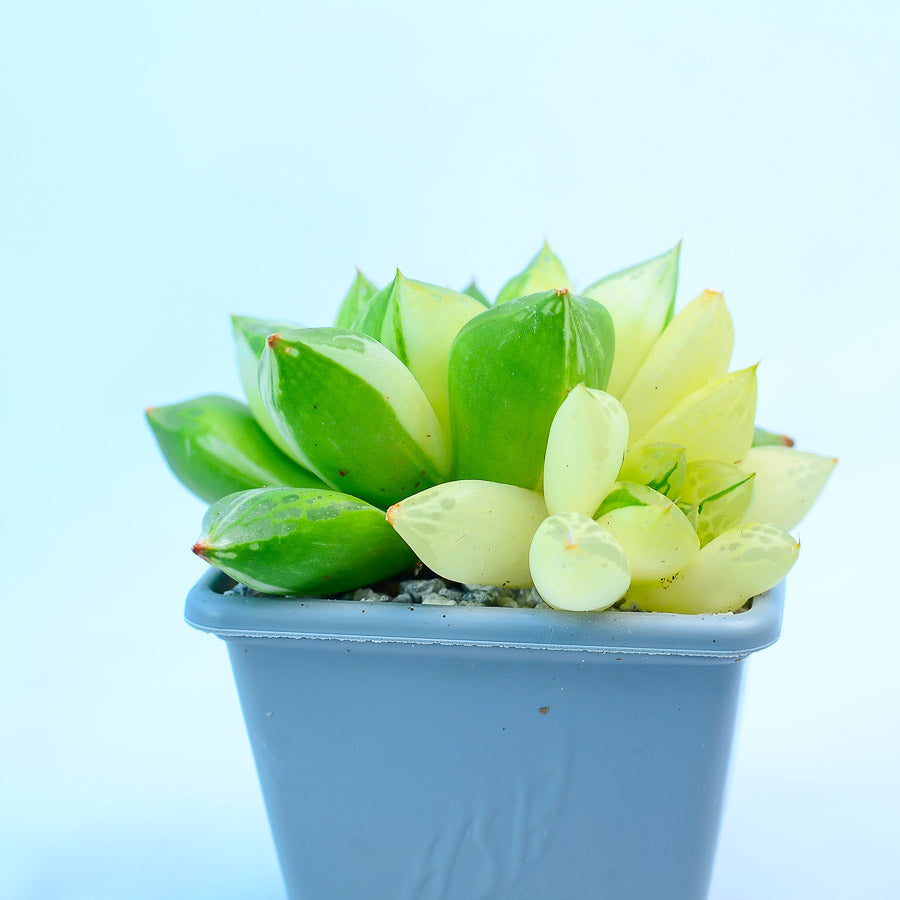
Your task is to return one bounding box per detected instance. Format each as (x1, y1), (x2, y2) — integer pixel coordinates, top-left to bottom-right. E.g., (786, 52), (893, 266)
(185, 570), (784, 900)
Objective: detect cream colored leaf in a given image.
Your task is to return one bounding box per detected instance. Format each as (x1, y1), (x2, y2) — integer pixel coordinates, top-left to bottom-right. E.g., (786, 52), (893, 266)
(529, 512), (630, 611)
(387, 481), (547, 587)
(630, 366), (757, 463)
(595, 483), (699, 582)
(580, 243), (680, 397)
(622, 290), (733, 443)
(740, 446), (836, 531)
(543, 385), (628, 516)
(624, 523), (799, 614)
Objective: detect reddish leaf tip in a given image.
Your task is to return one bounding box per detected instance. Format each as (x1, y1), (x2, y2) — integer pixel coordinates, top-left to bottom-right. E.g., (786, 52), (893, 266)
(386, 503), (400, 526)
(267, 332), (281, 348)
(192, 541), (210, 558)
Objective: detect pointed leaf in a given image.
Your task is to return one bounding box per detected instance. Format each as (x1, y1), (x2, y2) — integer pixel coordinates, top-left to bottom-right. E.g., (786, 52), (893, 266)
(618, 442), (687, 499)
(529, 512), (630, 611)
(334, 269), (378, 329)
(352, 272), (485, 433)
(193, 487), (415, 595)
(621, 290), (733, 442)
(387, 481), (547, 587)
(448, 289), (615, 489)
(594, 482), (699, 582)
(462, 280), (490, 307)
(630, 366), (757, 463)
(581, 243), (680, 397)
(752, 426), (795, 448)
(232, 314), (304, 460)
(260, 327), (448, 507)
(624, 523), (798, 613)
(495, 242), (572, 305)
(679, 460), (755, 546)
(543, 385), (628, 516)
(740, 446), (836, 531)
(146, 395), (327, 504)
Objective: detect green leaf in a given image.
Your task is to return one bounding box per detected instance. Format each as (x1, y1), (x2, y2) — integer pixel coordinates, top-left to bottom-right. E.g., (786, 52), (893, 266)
(739, 446), (836, 531)
(259, 327), (448, 508)
(618, 442), (687, 499)
(543, 386), (628, 516)
(624, 523), (799, 614)
(594, 482), (699, 582)
(448, 289), (615, 490)
(352, 271), (486, 433)
(232, 314), (303, 460)
(194, 487), (416, 595)
(146, 395), (327, 504)
(529, 512), (630, 611)
(387, 480), (547, 587)
(495, 242), (572, 305)
(462, 280), (490, 307)
(679, 460), (756, 546)
(621, 290), (733, 443)
(581, 243), (680, 397)
(630, 366), (757, 463)
(334, 269), (378, 329)
(752, 426), (794, 448)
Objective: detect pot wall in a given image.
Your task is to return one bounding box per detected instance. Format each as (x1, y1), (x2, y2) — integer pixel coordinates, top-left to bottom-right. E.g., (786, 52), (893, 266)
(187, 572), (784, 900)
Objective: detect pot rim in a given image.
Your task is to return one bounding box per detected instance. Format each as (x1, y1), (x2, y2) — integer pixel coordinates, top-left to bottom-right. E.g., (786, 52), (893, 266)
(185, 569), (784, 659)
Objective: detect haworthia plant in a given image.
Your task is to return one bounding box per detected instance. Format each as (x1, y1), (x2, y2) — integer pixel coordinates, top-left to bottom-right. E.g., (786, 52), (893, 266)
(594, 482), (700, 582)
(232, 314), (303, 460)
(351, 272), (486, 433)
(194, 487), (415, 594)
(461, 280), (490, 307)
(739, 446), (836, 531)
(150, 246), (833, 607)
(448, 289), (615, 489)
(581, 243), (680, 398)
(259, 327), (448, 508)
(495, 242), (572, 305)
(146, 395), (326, 504)
(621, 290), (733, 443)
(334, 269), (378, 330)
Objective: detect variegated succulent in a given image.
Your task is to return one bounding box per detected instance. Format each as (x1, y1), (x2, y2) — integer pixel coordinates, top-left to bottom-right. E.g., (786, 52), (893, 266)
(148, 244), (834, 612)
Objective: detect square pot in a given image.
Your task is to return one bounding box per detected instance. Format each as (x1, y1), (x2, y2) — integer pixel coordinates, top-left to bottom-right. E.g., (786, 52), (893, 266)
(186, 570), (784, 900)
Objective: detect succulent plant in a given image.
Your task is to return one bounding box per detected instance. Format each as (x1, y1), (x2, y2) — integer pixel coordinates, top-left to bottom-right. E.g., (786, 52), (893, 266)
(148, 245), (834, 611)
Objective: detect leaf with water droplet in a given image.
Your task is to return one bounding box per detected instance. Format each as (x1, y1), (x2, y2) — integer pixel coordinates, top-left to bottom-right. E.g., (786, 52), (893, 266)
(387, 481), (547, 587)
(194, 487), (415, 594)
(529, 512), (630, 611)
(260, 327), (448, 507)
(581, 243), (680, 397)
(495, 242), (572, 305)
(448, 290), (615, 489)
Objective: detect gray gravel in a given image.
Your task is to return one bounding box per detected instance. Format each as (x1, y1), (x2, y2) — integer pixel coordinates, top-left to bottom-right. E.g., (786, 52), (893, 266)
(225, 572), (551, 608)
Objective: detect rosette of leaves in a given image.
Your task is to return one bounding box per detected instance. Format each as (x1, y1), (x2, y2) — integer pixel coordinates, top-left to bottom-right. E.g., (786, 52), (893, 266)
(388, 274), (835, 614)
(148, 243), (833, 610)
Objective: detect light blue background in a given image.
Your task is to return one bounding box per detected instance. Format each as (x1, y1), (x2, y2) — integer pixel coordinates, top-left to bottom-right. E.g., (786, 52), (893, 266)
(2, 2), (897, 897)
